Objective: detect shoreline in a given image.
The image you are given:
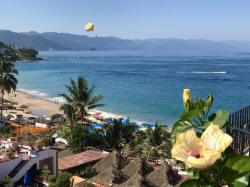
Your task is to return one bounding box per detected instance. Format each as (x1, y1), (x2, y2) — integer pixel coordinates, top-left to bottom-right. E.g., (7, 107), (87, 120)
(5, 91), (60, 118)
(6, 90), (151, 126)
(14, 57), (49, 63)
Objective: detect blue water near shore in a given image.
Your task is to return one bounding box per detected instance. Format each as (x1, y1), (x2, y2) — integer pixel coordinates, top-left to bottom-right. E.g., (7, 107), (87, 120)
(15, 50), (250, 126)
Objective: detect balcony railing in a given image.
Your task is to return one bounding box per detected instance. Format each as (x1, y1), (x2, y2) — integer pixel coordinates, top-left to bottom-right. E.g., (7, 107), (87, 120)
(226, 104), (250, 156)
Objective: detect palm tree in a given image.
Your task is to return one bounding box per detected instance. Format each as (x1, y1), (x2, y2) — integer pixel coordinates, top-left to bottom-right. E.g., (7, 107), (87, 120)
(104, 119), (137, 150)
(60, 103), (77, 128)
(0, 57), (18, 118)
(130, 123), (171, 162)
(59, 76), (104, 124)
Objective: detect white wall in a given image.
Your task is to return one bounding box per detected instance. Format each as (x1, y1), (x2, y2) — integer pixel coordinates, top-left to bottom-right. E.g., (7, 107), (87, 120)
(0, 154), (23, 180)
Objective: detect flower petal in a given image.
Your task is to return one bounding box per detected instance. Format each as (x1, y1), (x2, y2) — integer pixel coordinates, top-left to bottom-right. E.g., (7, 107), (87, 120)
(172, 129), (203, 162)
(187, 150), (221, 169)
(183, 89), (191, 104)
(201, 123), (233, 153)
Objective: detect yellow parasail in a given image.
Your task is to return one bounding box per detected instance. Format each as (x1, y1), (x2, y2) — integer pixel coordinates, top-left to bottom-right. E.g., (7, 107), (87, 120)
(85, 23), (94, 31)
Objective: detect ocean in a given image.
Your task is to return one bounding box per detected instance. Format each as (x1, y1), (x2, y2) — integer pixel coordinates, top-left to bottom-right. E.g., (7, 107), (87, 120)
(15, 50), (250, 126)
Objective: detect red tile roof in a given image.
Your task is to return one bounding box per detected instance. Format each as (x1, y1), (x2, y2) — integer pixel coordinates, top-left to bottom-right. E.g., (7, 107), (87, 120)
(58, 150), (107, 170)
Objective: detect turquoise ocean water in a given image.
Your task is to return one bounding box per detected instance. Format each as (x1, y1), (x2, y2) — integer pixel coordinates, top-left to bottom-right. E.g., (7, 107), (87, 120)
(15, 51), (250, 126)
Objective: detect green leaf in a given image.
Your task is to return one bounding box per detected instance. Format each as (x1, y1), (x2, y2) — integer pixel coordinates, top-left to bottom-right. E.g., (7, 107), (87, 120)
(171, 120), (193, 144)
(232, 177), (249, 187)
(220, 154), (250, 184)
(208, 110), (229, 128)
(186, 167), (200, 179)
(180, 109), (200, 120)
(184, 100), (192, 112)
(197, 99), (207, 112)
(180, 179), (212, 187)
(206, 94), (213, 107)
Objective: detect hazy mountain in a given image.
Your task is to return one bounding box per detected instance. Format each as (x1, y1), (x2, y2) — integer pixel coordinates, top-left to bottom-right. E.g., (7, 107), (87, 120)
(1, 30), (250, 51)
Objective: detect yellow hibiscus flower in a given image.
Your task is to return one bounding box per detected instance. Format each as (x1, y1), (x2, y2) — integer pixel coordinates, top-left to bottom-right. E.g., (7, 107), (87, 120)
(183, 89), (191, 105)
(171, 123), (233, 169)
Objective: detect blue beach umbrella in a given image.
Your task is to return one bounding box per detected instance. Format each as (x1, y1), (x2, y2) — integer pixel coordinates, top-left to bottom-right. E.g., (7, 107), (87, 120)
(149, 124), (156, 128)
(122, 119), (127, 124)
(23, 170), (31, 186)
(108, 120), (113, 124)
(90, 123), (102, 128)
(140, 123), (149, 127)
(136, 127), (142, 131)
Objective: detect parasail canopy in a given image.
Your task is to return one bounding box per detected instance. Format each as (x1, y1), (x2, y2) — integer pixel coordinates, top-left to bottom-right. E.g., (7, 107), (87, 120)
(85, 23), (94, 31)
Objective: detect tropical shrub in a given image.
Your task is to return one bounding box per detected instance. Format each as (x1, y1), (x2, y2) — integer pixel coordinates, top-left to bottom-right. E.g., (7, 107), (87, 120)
(0, 176), (12, 185)
(80, 167), (97, 179)
(171, 89), (250, 186)
(48, 172), (72, 187)
(5, 151), (14, 158)
(48, 175), (57, 183)
(68, 125), (104, 153)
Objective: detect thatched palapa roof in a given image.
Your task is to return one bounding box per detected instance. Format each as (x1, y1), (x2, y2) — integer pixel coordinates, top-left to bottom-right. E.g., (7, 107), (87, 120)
(146, 162), (181, 187)
(90, 166), (125, 186)
(121, 157), (154, 179)
(93, 150), (129, 173)
(116, 173), (153, 187)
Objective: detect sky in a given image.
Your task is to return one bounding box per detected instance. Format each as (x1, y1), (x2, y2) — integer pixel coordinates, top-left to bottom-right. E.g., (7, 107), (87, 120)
(0, 0), (250, 41)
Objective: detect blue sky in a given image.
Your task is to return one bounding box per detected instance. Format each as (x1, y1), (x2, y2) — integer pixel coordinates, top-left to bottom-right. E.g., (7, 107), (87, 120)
(1, 0), (250, 40)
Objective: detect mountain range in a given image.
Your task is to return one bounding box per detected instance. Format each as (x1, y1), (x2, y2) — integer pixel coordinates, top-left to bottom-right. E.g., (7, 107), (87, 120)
(0, 30), (250, 51)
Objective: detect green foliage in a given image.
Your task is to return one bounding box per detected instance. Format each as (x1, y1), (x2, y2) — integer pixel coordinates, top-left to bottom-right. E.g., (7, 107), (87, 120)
(172, 92), (250, 186)
(0, 126), (13, 138)
(58, 127), (71, 139)
(171, 93), (231, 143)
(180, 179), (212, 187)
(18, 48), (38, 60)
(0, 56), (18, 118)
(104, 119), (137, 150)
(60, 103), (77, 127)
(39, 169), (51, 181)
(182, 153), (250, 186)
(0, 176), (12, 185)
(68, 124), (104, 153)
(130, 123), (171, 161)
(48, 172), (72, 187)
(0, 42), (38, 61)
(5, 151), (14, 158)
(59, 76), (104, 124)
(80, 167), (97, 179)
(48, 175), (57, 183)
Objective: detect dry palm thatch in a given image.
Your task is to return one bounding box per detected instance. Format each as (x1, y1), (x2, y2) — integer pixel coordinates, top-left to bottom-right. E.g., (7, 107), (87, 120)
(90, 166), (125, 186)
(115, 173), (153, 187)
(121, 157), (154, 179)
(146, 162), (181, 187)
(93, 150), (129, 173)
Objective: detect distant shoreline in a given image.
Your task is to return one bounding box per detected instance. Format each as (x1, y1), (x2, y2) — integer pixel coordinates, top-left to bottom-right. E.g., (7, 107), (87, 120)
(14, 56), (49, 63)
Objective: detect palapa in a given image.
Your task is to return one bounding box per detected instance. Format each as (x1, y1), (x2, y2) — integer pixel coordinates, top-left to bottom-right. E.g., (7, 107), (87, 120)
(90, 166), (125, 186)
(146, 162), (181, 187)
(121, 157), (154, 179)
(93, 150), (129, 173)
(115, 173), (153, 187)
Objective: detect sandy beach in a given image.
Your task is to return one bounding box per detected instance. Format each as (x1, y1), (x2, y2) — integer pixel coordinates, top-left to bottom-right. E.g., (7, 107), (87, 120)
(4, 91), (154, 129)
(4, 91), (125, 120)
(4, 91), (60, 118)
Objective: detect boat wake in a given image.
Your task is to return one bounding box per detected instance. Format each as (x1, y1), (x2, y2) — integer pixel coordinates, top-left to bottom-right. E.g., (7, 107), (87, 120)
(178, 71), (228, 74)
